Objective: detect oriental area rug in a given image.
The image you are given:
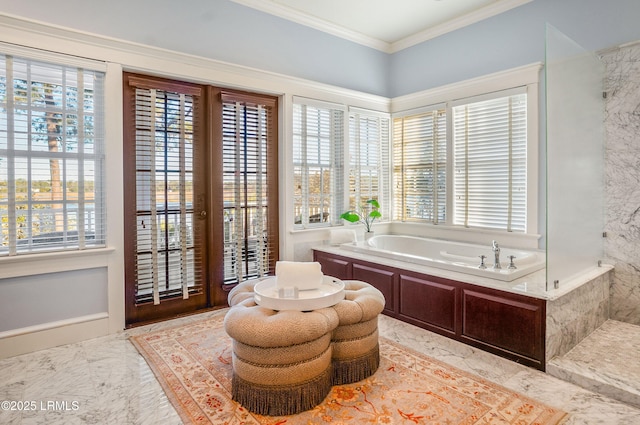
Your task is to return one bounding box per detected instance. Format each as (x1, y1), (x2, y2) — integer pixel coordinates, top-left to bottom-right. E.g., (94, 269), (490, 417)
(130, 312), (568, 425)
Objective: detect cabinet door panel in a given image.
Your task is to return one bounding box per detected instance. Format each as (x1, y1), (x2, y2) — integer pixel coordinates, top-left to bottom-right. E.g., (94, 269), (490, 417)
(461, 288), (544, 366)
(353, 263), (396, 315)
(314, 252), (352, 280)
(399, 274), (457, 335)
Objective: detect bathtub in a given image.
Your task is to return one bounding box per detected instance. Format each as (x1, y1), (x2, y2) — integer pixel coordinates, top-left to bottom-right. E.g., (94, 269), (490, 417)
(340, 234), (545, 282)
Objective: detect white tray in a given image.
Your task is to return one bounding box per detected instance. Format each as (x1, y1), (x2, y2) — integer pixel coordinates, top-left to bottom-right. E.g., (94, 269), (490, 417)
(254, 276), (345, 311)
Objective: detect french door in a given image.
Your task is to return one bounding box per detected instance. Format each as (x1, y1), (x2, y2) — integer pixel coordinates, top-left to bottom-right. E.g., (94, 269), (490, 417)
(123, 75), (278, 326)
(123, 74), (208, 325)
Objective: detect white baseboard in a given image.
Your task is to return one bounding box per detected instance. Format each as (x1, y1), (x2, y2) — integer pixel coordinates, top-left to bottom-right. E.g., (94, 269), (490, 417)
(0, 313), (110, 359)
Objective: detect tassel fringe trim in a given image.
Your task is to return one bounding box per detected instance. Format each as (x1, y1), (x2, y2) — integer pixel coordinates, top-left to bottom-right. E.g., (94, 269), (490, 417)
(332, 344), (380, 385)
(232, 366), (333, 416)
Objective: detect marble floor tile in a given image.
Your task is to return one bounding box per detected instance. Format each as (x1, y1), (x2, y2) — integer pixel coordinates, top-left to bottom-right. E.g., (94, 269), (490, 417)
(0, 310), (638, 424)
(547, 319), (640, 409)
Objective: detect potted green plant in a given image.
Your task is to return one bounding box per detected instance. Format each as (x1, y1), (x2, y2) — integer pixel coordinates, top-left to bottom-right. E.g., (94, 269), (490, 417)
(340, 199), (381, 239)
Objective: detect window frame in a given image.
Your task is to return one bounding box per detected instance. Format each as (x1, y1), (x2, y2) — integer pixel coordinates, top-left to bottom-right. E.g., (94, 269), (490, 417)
(291, 96), (391, 231)
(291, 96), (347, 229)
(451, 87), (528, 233)
(390, 63), (541, 241)
(0, 47), (107, 257)
(348, 106), (391, 222)
(392, 104), (447, 224)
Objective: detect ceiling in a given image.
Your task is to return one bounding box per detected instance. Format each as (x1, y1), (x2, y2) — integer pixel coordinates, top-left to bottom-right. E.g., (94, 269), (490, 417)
(231, 0), (532, 53)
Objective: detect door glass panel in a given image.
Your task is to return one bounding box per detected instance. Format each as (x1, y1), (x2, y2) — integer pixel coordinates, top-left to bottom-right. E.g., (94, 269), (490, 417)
(132, 88), (202, 304)
(222, 100), (274, 285)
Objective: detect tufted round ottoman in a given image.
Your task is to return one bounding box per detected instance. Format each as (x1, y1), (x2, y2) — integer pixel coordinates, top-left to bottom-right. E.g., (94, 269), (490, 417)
(330, 280), (385, 385)
(227, 277), (264, 307)
(224, 297), (339, 416)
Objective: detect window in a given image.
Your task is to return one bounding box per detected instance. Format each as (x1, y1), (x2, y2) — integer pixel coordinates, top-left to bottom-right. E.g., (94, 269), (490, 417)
(348, 108), (391, 219)
(392, 86), (530, 234)
(453, 89), (527, 232)
(292, 98), (345, 228)
(393, 107), (447, 223)
(0, 53), (105, 256)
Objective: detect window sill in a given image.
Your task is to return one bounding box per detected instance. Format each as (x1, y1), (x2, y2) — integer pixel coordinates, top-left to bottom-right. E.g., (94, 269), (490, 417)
(0, 247), (117, 279)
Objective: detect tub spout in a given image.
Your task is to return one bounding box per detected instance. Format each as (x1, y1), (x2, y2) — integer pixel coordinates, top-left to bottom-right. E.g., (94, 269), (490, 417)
(492, 240), (501, 269)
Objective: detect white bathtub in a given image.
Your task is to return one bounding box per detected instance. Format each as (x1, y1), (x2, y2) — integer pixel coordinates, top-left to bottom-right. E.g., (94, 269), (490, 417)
(340, 234), (545, 282)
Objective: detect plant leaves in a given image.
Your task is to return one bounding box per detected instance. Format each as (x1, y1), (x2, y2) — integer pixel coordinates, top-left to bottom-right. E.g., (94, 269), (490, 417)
(366, 199), (380, 209)
(340, 211), (361, 223)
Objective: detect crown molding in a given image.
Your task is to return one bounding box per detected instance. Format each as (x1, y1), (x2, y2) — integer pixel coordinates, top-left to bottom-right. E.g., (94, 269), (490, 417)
(391, 62), (542, 113)
(0, 13), (389, 110)
(232, 0), (533, 54)
(230, 0), (390, 52)
(391, 0), (533, 53)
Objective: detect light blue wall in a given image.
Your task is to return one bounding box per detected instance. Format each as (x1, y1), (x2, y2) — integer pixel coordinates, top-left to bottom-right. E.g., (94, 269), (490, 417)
(3, 0), (640, 97)
(0, 0), (389, 96)
(390, 0), (640, 97)
(0, 268), (108, 332)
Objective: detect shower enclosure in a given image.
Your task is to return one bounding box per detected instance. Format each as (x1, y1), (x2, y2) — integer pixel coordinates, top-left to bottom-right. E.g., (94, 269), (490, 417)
(545, 24), (605, 290)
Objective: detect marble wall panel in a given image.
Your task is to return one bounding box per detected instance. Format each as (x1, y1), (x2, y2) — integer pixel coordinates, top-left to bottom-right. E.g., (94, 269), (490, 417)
(546, 270), (611, 360)
(601, 41), (640, 325)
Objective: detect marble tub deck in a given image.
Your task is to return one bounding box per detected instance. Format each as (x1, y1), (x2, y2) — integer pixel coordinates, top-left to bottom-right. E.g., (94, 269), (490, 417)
(1, 310), (640, 424)
(547, 319), (640, 409)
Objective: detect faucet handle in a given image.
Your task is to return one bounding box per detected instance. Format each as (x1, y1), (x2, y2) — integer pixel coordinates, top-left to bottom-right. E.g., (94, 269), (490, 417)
(507, 255), (517, 269)
(478, 255), (487, 269)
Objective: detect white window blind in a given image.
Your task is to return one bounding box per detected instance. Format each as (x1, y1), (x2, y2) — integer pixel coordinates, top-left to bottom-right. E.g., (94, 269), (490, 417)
(453, 91), (527, 232)
(293, 98), (345, 228)
(130, 82), (202, 305)
(393, 107), (447, 223)
(348, 108), (390, 220)
(0, 53), (106, 255)
(221, 93), (276, 285)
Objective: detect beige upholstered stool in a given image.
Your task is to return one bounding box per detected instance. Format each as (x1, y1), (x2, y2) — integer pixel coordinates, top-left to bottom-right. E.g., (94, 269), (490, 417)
(330, 280), (385, 385)
(224, 296), (339, 416)
(227, 277), (264, 307)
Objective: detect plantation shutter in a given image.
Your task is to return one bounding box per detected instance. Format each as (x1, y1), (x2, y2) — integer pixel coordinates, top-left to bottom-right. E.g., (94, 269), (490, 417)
(292, 97), (345, 228)
(392, 107), (447, 223)
(126, 75), (204, 305)
(348, 108), (391, 219)
(221, 91), (278, 286)
(452, 89), (527, 232)
(0, 53), (106, 255)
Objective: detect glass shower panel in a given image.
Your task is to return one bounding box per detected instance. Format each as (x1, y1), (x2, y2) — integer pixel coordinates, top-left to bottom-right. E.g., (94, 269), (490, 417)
(545, 24), (605, 289)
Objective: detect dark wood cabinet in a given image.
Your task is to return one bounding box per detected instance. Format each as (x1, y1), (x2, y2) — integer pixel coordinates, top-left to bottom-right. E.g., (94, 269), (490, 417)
(398, 273), (458, 337)
(313, 249), (546, 371)
(353, 263), (396, 315)
(314, 251), (352, 280)
(460, 287), (545, 370)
